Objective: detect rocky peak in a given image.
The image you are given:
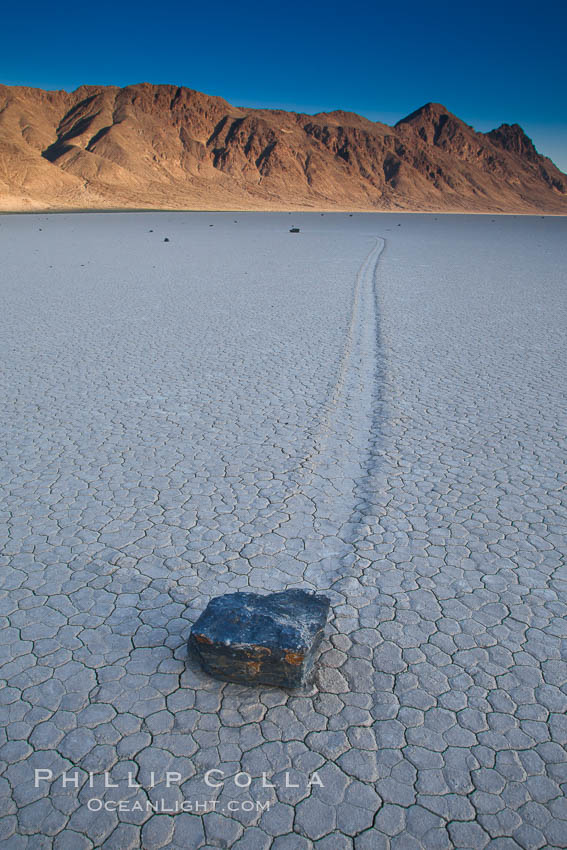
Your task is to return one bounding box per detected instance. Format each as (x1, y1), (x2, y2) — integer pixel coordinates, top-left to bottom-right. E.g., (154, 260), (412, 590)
(397, 102), (453, 123)
(487, 123), (539, 161)
(395, 102), (469, 147)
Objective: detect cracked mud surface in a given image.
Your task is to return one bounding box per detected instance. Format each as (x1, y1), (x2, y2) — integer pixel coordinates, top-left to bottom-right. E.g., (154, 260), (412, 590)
(1, 212), (566, 849)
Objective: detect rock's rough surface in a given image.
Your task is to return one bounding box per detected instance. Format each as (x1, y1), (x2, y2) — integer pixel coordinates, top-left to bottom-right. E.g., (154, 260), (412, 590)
(189, 590), (330, 687)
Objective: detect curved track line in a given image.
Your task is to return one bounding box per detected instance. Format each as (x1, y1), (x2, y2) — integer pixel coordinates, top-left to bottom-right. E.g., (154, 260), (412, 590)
(274, 236), (386, 578)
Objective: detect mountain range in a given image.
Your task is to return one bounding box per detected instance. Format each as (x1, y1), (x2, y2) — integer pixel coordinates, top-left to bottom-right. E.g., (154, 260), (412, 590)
(1, 82), (565, 213)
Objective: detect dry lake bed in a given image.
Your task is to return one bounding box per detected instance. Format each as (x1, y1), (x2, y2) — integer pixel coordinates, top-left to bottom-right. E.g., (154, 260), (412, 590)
(1, 212), (566, 849)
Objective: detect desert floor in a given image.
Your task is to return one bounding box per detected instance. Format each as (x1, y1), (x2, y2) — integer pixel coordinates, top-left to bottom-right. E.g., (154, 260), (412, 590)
(1, 212), (566, 849)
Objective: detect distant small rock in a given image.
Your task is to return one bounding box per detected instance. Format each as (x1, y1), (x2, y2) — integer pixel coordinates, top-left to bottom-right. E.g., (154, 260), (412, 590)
(189, 589), (330, 688)
(290, 227), (300, 233)
(164, 237), (169, 242)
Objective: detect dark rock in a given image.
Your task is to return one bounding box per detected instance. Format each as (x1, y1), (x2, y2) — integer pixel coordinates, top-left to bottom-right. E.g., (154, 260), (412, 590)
(290, 227), (300, 233)
(189, 590), (330, 688)
(164, 237), (169, 241)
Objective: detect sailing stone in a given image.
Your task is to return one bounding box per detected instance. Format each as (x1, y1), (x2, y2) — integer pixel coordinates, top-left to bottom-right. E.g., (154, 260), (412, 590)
(189, 589), (331, 688)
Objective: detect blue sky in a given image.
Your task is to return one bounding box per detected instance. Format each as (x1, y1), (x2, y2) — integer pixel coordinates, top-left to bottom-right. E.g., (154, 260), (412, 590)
(2, 0), (566, 171)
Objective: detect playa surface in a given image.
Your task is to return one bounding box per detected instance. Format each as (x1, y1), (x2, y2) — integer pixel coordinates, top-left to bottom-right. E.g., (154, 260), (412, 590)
(1, 212), (566, 849)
